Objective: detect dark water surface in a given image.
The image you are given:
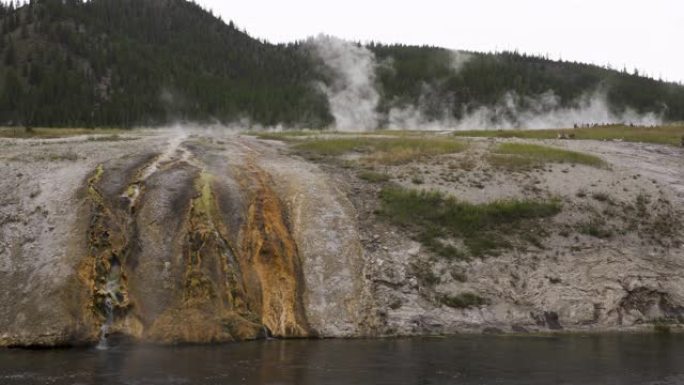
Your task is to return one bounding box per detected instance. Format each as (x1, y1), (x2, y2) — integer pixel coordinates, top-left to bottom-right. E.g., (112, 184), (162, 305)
(1, 335), (683, 385)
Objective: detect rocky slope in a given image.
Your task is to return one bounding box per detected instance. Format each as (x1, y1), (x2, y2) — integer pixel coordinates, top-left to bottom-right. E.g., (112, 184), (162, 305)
(0, 129), (682, 347)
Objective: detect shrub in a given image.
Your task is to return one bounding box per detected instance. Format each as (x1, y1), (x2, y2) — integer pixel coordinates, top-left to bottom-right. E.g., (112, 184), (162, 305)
(440, 292), (488, 308)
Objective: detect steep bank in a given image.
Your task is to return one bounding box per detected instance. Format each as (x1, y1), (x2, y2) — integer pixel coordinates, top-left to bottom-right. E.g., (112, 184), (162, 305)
(0, 129), (682, 347)
(0, 130), (370, 346)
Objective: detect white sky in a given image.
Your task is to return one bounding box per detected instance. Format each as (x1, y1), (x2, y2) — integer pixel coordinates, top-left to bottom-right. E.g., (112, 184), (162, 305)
(197, 0), (684, 83)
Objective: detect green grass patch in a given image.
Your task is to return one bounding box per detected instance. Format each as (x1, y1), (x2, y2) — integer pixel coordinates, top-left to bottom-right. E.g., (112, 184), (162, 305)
(492, 143), (606, 168)
(454, 124), (684, 146)
(294, 137), (467, 165)
(378, 186), (562, 258)
(486, 153), (538, 170)
(358, 171), (391, 183)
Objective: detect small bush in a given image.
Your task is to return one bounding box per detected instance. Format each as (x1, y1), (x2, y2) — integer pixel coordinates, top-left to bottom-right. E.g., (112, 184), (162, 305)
(440, 292), (488, 308)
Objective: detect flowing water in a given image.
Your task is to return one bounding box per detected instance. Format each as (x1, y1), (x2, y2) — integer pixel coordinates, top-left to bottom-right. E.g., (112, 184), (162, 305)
(1, 335), (684, 385)
(96, 297), (114, 351)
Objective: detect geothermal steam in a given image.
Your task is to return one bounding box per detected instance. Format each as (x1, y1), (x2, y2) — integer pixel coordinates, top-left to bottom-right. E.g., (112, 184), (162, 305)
(311, 36), (662, 131)
(454, 91), (662, 130)
(309, 35), (380, 131)
(388, 89), (662, 130)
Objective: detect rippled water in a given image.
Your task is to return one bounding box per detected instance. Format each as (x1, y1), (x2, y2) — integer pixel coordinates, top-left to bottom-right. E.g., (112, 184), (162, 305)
(1, 335), (683, 385)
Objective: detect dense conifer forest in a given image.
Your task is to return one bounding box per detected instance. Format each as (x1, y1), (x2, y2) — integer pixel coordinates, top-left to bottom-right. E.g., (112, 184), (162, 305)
(0, 0), (682, 128)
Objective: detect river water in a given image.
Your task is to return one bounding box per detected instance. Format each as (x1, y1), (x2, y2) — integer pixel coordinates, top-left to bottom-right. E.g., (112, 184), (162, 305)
(1, 335), (683, 385)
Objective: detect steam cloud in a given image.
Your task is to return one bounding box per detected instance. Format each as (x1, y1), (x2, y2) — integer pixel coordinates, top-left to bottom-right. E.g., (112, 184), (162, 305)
(311, 36), (662, 131)
(309, 35), (379, 131)
(389, 90), (662, 131)
(450, 50), (473, 74)
(453, 91), (662, 130)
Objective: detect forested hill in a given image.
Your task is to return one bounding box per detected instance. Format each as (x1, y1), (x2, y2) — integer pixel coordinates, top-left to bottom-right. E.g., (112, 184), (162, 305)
(371, 46), (684, 123)
(0, 0), (332, 128)
(0, 0), (683, 129)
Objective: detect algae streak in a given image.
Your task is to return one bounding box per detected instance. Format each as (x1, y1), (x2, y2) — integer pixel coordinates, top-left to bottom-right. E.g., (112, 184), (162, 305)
(78, 164), (143, 342)
(240, 166), (310, 338)
(148, 172), (263, 343)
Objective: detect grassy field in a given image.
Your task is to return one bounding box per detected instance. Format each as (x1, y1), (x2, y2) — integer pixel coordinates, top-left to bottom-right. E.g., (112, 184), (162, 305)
(379, 186), (562, 258)
(454, 124), (684, 146)
(0, 127), (127, 139)
(293, 137), (467, 165)
(490, 143), (606, 168)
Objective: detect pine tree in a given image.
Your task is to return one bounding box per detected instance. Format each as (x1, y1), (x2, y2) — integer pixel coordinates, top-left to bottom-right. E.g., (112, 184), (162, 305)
(4, 40), (16, 66)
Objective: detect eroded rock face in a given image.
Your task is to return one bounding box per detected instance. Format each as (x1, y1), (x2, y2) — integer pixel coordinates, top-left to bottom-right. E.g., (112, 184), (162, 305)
(326, 138), (684, 336)
(77, 137), (322, 344)
(1, 131), (683, 347)
(0, 132), (371, 346)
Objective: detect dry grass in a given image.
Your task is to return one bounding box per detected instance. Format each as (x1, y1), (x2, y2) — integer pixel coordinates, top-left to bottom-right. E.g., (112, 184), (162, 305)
(294, 137), (467, 165)
(454, 124), (684, 146)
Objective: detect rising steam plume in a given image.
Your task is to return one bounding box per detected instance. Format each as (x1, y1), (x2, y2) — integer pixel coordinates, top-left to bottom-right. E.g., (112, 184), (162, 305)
(309, 35), (379, 131)
(310, 37), (663, 131)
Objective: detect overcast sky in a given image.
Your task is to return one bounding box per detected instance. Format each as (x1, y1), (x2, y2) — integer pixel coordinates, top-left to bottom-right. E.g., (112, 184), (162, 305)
(197, 0), (683, 83)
